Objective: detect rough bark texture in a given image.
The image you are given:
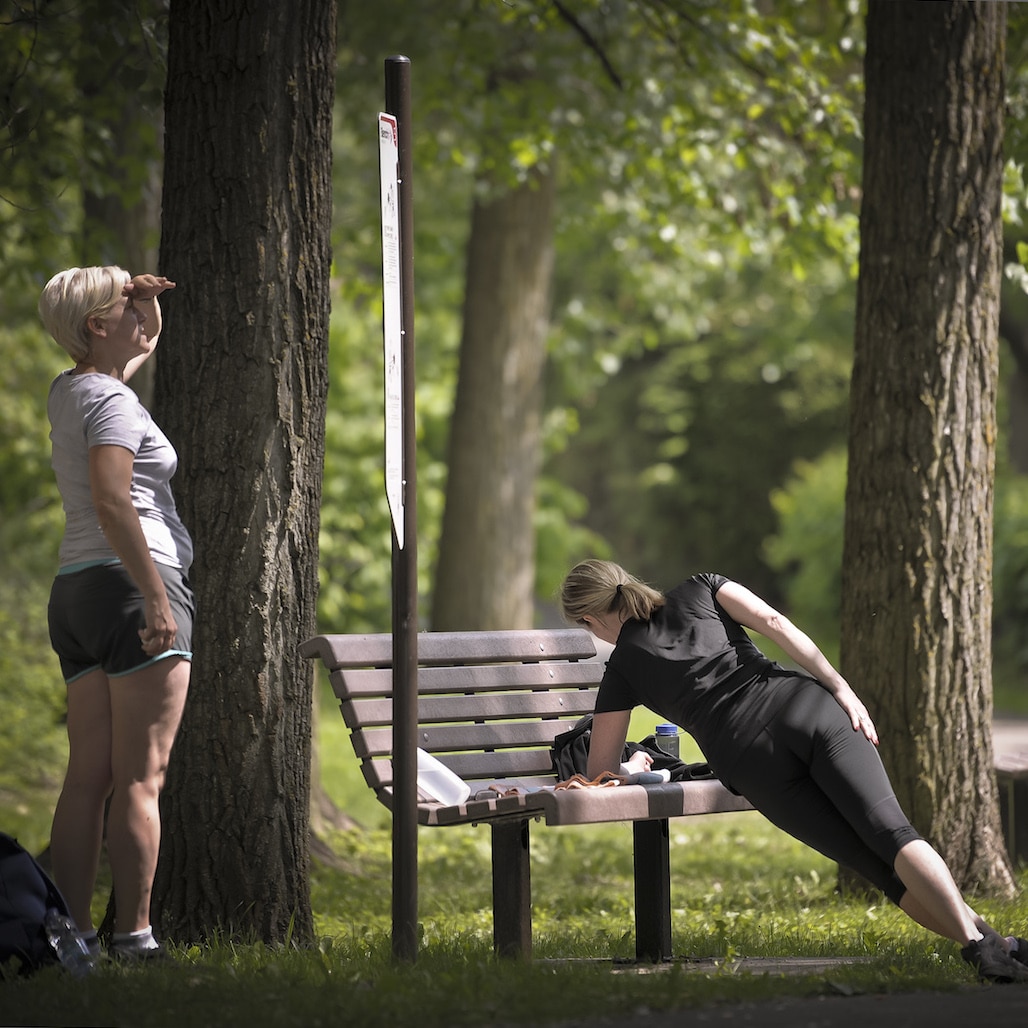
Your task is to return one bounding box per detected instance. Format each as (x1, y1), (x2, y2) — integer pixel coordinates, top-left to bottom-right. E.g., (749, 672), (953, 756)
(150, 0), (335, 943)
(432, 167), (557, 630)
(841, 0), (1013, 895)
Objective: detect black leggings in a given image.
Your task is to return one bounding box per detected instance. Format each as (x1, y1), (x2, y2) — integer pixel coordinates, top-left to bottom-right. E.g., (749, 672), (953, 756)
(722, 679), (921, 905)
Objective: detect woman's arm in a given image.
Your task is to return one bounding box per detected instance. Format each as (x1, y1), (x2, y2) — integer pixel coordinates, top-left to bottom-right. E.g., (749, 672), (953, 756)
(586, 710), (632, 778)
(123, 275), (174, 383)
(89, 444), (178, 656)
(715, 580), (879, 745)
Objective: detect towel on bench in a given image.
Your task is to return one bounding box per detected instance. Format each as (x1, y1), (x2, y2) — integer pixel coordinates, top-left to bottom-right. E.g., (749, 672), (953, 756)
(549, 714), (716, 783)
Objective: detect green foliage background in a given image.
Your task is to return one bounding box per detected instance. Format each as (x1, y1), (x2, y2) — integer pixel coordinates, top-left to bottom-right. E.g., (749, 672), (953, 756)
(3, 0), (1028, 849)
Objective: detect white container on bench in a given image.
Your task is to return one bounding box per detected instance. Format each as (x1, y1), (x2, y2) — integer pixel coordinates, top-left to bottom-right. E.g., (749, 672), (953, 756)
(416, 748), (471, 805)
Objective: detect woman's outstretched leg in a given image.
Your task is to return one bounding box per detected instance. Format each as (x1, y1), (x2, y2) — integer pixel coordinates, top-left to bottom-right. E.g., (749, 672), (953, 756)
(894, 840), (981, 943)
(894, 839), (1028, 982)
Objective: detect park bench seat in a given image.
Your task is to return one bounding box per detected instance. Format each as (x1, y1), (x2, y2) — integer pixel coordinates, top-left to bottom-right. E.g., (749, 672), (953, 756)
(300, 627), (754, 961)
(995, 750), (1028, 865)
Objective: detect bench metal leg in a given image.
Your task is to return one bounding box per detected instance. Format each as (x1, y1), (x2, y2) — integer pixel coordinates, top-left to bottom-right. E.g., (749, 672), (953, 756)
(491, 819), (532, 959)
(633, 818), (672, 962)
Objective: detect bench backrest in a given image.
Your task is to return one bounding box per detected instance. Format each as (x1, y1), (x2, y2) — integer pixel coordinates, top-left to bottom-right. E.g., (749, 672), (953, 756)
(301, 629), (603, 796)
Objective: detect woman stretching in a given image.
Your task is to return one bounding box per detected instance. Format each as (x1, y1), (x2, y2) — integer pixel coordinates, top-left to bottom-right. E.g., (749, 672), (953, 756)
(559, 559), (1027, 983)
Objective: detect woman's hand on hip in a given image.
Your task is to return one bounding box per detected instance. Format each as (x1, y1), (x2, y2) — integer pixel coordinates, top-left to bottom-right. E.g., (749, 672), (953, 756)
(139, 595), (179, 656)
(835, 686), (879, 746)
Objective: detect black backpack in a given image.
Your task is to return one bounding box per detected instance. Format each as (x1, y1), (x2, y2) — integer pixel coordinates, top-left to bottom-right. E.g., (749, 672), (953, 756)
(0, 832), (66, 977)
(549, 713), (717, 783)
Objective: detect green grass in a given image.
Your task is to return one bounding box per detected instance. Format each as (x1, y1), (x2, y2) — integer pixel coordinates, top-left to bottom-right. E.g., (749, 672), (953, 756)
(5, 816), (1027, 1028)
(3, 680), (1028, 1027)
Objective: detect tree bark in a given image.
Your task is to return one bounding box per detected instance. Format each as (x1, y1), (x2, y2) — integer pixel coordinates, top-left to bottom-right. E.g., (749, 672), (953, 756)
(432, 167), (557, 630)
(841, 0), (1013, 895)
(150, 0), (335, 943)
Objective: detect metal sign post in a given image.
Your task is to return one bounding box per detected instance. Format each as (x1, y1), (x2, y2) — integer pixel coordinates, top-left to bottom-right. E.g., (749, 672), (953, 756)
(380, 54), (418, 963)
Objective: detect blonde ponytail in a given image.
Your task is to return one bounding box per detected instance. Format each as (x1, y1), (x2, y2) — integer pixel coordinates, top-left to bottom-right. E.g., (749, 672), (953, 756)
(559, 559), (664, 625)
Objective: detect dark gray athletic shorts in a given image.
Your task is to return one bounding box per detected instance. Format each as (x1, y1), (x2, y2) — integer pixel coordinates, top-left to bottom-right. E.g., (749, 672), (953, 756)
(48, 561), (194, 684)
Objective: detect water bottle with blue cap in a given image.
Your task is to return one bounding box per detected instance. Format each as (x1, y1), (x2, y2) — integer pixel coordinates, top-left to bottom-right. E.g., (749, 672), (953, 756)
(654, 723), (680, 759)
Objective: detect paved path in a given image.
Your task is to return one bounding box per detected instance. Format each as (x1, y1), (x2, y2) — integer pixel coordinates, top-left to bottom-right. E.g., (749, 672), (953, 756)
(992, 717), (1028, 761)
(550, 984), (1028, 1027)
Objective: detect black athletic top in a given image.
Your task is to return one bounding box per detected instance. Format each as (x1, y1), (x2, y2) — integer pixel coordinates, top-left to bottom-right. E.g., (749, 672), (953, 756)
(596, 573), (816, 779)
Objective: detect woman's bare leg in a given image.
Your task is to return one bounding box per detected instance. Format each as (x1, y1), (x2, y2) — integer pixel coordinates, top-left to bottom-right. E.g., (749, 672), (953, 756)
(894, 840), (982, 944)
(105, 656), (190, 933)
(50, 669), (113, 932)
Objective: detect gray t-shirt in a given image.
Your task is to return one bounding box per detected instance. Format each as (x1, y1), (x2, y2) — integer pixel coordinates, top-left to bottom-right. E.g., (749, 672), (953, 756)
(48, 370), (193, 571)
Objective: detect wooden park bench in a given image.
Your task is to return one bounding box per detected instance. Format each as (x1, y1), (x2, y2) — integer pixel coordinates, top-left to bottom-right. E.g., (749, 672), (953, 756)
(995, 750), (1028, 867)
(300, 627), (754, 961)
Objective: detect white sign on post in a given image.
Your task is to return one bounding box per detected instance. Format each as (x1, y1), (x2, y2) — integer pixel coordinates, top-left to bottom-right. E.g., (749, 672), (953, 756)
(379, 112), (404, 549)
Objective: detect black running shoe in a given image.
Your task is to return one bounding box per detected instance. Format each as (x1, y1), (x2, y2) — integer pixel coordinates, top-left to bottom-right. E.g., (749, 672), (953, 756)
(1009, 937), (1028, 966)
(961, 934), (1028, 983)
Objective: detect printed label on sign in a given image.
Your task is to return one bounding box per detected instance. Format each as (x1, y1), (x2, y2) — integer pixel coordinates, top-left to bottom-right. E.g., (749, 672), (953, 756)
(379, 112), (403, 547)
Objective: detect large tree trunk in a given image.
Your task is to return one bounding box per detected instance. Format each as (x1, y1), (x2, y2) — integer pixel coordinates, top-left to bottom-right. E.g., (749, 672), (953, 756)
(432, 167), (557, 630)
(840, 0), (1013, 895)
(150, 0), (335, 943)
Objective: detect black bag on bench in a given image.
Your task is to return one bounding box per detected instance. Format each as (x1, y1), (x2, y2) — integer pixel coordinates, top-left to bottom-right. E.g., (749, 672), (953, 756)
(549, 714), (716, 783)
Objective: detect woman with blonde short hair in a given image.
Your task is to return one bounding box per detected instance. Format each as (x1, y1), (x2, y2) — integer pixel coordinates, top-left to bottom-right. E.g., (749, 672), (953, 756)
(40, 266), (191, 963)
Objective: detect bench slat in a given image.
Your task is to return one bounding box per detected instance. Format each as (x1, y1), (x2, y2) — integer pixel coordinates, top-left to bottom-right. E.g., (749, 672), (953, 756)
(338, 690), (597, 730)
(372, 778), (754, 828)
(351, 717), (589, 759)
(536, 780), (754, 825)
(361, 748), (558, 789)
(302, 629), (599, 669)
(371, 785), (545, 826)
(330, 660), (602, 700)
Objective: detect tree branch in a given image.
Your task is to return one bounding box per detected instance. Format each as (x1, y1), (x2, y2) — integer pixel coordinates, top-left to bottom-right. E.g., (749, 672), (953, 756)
(550, 0), (623, 90)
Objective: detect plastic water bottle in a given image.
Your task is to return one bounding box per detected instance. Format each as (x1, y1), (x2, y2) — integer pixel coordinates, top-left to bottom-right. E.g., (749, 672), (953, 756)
(44, 909), (95, 977)
(654, 723), (680, 759)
